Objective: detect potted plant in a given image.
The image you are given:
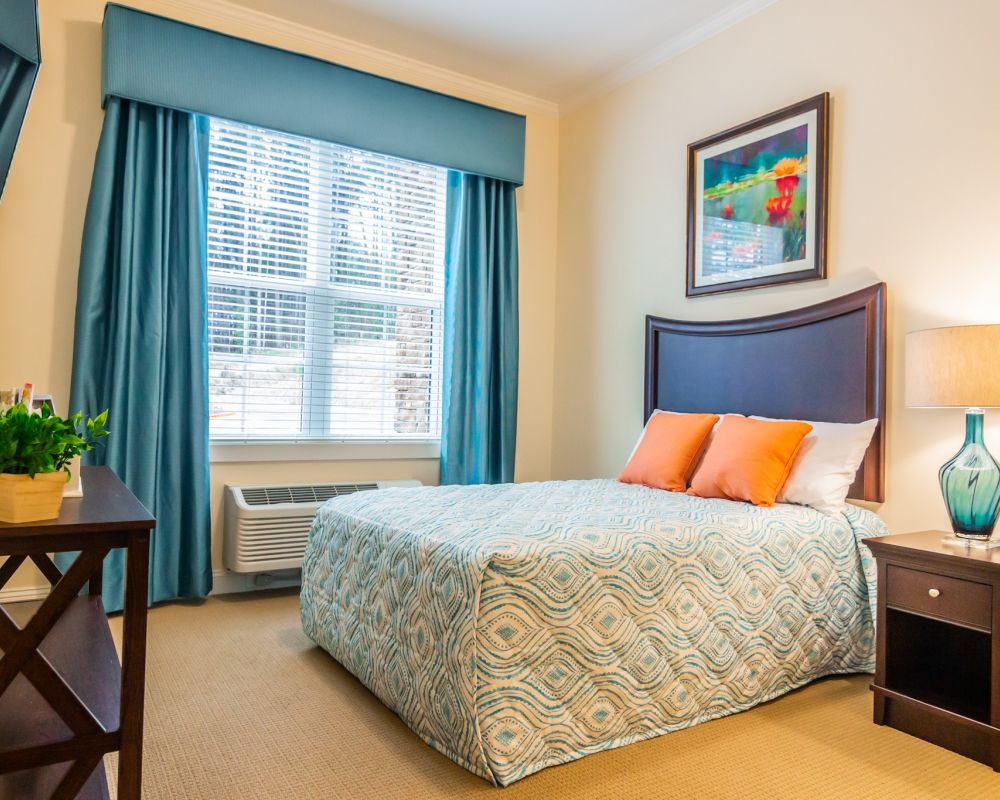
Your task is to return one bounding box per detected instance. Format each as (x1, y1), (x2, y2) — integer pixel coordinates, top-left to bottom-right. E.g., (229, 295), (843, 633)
(0, 404), (109, 523)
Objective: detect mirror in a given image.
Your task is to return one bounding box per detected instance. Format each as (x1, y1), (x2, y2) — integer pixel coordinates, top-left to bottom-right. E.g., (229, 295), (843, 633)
(0, 0), (41, 201)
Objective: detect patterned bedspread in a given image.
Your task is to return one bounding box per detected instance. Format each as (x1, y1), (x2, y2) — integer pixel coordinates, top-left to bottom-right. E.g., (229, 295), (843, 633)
(300, 479), (886, 786)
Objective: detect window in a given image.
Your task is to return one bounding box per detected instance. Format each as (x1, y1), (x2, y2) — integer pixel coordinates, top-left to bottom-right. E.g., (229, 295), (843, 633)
(206, 118), (447, 442)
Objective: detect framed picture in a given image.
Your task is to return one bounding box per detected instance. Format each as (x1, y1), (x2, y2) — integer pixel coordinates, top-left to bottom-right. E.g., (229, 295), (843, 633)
(686, 93), (829, 297)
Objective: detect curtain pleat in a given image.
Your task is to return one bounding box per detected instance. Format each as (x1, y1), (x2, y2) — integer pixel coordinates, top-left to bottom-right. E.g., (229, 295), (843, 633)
(439, 171), (519, 485)
(0, 43), (39, 195)
(62, 97), (212, 611)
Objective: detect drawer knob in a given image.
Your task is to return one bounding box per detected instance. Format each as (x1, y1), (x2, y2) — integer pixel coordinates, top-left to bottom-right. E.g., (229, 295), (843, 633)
(928, 588), (940, 598)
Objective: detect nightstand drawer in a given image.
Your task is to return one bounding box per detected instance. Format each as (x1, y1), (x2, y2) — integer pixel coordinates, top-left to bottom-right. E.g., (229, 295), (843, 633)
(886, 565), (992, 630)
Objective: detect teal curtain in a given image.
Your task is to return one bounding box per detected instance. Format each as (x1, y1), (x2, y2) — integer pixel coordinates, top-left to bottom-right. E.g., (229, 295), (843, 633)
(439, 171), (519, 485)
(0, 44), (39, 197)
(0, 0), (41, 64)
(63, 97), (212, 611)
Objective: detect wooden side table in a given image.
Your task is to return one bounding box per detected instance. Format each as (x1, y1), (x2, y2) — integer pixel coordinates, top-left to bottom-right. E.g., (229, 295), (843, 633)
(864, 530), (1000, 770)
(0, 466), (155, 799)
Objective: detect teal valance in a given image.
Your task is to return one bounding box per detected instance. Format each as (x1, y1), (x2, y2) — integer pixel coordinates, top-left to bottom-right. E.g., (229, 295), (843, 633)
(0, 0), (40, 63)
(101, 4), (527, 185)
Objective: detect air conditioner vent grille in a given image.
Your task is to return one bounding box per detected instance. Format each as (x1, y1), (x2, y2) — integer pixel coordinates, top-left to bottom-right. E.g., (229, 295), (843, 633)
(224, 479), (420, 573)
(241, 483), (380, 506)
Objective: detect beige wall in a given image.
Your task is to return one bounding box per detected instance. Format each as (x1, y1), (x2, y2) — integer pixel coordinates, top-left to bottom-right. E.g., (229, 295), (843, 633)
(5, 0), (996, 592)
(0, 0), (559, 592)
(553, 0), (1000, 535)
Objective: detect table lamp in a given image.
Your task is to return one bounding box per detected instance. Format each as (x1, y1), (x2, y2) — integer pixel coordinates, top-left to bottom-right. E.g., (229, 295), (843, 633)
(906, 325), (1000, 540)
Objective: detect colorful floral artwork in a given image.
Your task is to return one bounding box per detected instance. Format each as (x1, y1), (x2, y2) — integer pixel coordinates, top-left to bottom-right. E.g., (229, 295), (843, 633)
(687, 94), (829, 297)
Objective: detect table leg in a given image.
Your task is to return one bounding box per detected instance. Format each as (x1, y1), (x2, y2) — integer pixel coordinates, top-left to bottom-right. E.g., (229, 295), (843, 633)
(117, 531), (150, 800)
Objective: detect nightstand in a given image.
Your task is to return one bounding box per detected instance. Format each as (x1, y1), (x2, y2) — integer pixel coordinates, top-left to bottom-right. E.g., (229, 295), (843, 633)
(864, 531), (1000, 770)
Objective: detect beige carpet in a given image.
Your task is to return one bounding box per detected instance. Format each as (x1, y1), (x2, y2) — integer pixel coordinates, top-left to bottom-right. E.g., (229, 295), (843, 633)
(101, 589), (998, 800)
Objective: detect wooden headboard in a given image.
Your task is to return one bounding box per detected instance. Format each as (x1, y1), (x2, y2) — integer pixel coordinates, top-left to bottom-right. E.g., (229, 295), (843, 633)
(644, 283), (886, 501)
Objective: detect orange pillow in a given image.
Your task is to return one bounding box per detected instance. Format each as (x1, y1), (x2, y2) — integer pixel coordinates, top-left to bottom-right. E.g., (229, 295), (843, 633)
(687, 416), (813, 506)
(618, 412), (720, 491)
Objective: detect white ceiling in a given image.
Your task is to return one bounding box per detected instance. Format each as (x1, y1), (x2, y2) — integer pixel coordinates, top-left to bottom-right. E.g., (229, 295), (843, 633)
(220, 0), (775, 105)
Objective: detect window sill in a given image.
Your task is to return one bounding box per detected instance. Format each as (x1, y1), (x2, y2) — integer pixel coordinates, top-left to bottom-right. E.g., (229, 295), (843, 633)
(209, 440), (440, 464)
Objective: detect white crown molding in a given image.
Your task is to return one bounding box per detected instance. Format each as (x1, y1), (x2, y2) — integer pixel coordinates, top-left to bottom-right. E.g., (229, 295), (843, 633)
(130, 0), (776, 117)
(143, 0), (559, 116)
(562, 0), (778, 111)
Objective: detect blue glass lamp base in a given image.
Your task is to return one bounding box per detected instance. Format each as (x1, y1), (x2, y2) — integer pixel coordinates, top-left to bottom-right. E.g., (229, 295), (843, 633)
(939, 409), (1000, 540)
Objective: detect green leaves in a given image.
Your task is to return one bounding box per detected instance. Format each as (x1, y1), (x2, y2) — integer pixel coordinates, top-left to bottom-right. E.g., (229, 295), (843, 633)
(0, 404), (110, 477)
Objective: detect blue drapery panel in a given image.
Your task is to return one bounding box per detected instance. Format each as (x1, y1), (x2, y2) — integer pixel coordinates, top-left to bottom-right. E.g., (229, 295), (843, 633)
(440, 171), (519, 485)
(0, 0), (40, 197)
(0, 46), (36, 196)
(63, 97), (213, 611)
(101, 4), (526, 185)
(0, 0), (40, 63)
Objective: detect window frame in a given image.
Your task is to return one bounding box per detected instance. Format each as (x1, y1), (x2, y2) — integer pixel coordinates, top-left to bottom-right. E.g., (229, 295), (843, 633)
(208, 439), (440, 464)
(205, 118), (447, 451)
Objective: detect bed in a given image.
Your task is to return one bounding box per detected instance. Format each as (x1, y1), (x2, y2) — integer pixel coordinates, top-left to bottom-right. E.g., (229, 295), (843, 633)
(300, 284), (888, 785)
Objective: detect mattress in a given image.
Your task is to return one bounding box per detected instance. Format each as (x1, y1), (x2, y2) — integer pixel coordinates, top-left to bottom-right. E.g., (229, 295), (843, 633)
(300, 479), (885, 786)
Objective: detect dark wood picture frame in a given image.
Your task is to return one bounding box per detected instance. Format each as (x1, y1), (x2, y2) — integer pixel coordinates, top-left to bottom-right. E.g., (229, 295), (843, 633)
(686, 93), (830, 297)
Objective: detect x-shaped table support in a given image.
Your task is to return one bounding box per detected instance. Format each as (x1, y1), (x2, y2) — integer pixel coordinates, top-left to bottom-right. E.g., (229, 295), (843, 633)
(0, 530), (150, 800)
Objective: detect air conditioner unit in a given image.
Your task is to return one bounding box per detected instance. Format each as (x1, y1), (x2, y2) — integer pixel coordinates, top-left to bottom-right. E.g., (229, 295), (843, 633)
(223, 480), (421, 573)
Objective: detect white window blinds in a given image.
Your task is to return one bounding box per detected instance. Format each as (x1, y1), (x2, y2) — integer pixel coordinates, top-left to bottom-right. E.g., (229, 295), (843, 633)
(206, 118), (448, 442)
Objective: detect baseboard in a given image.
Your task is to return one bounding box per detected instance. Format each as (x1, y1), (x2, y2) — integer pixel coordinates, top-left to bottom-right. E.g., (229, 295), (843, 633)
(0, 583), (51, 603)
(0, 568), (302, 604)
(209, 568), (302, 595)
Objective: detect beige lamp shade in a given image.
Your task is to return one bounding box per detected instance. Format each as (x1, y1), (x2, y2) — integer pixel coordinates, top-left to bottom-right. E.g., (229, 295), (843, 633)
(905, 325), (1000, 407)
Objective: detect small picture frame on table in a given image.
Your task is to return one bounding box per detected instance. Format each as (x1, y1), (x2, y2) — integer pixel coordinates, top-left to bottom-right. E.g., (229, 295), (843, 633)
(687, 93), (830, 297)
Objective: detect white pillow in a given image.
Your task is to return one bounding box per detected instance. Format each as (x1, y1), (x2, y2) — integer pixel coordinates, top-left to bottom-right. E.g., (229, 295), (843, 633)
(751, 416), (878, 516)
